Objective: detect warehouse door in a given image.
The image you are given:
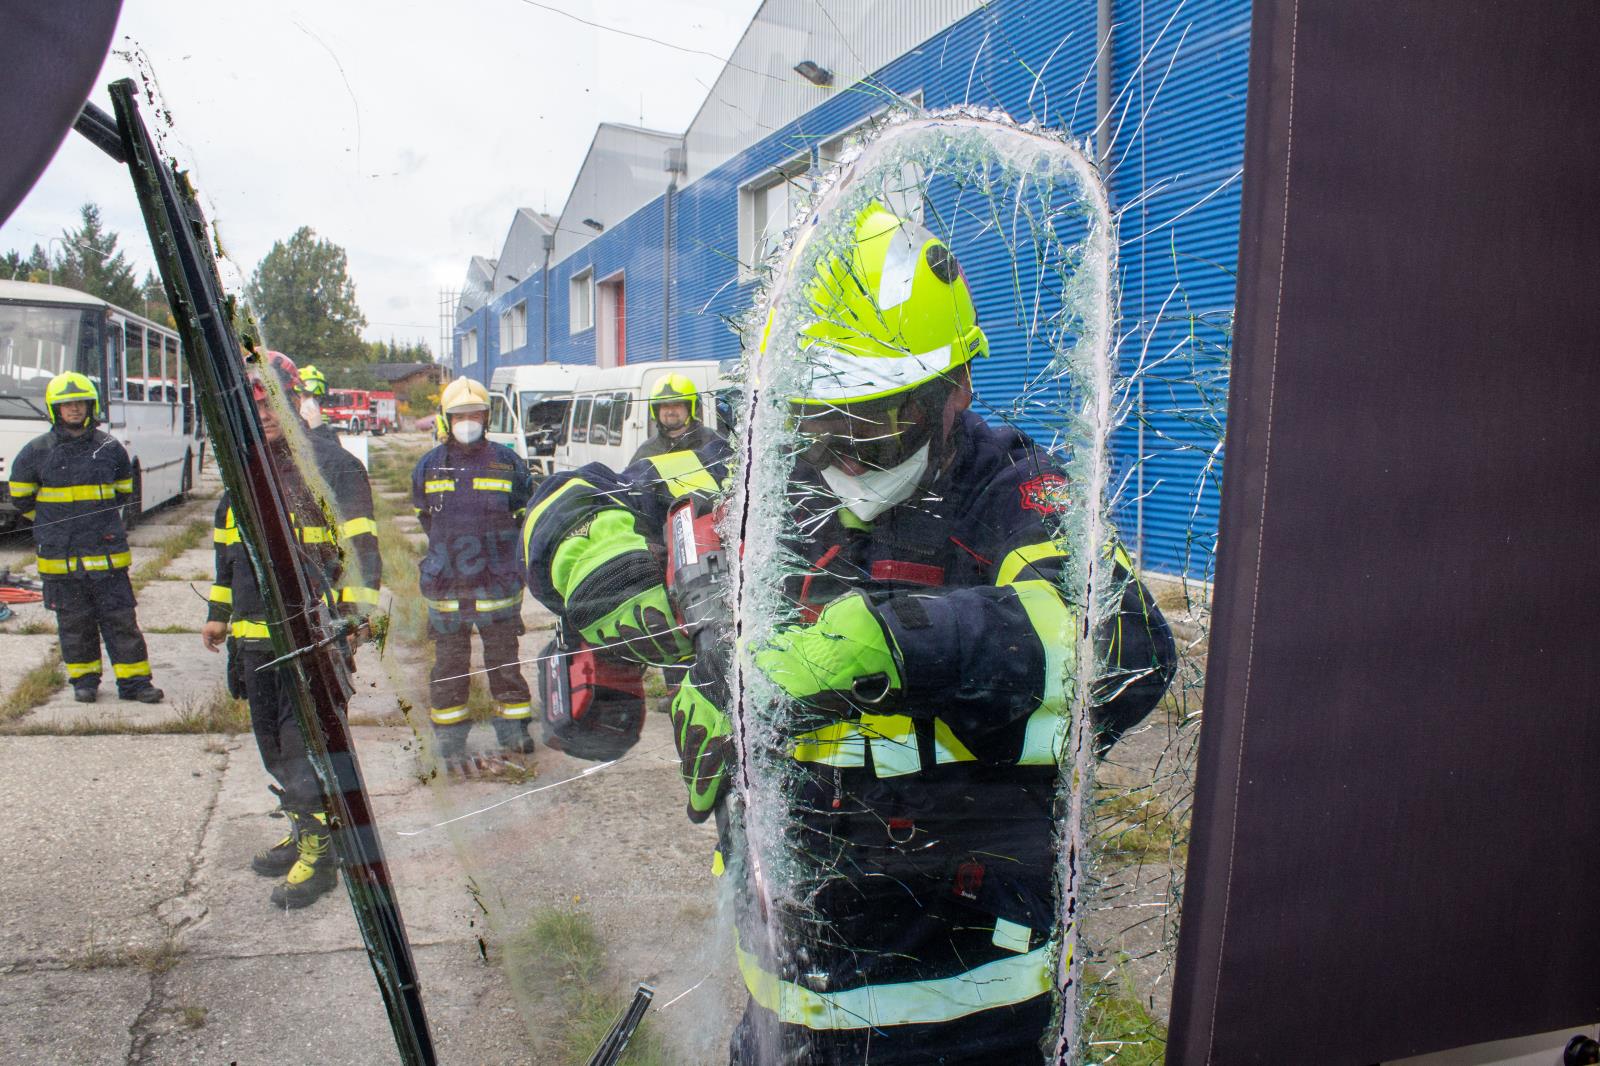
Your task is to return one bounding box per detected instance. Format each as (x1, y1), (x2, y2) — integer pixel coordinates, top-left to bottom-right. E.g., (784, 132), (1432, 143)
(597, 273), (625, 367)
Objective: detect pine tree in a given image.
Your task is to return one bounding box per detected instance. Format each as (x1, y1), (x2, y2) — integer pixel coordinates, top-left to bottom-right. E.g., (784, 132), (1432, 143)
(245, 227), (368, 362)
(53, 203), (143, 308)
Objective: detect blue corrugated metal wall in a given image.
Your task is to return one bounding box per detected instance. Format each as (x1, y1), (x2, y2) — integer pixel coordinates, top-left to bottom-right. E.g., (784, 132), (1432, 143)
(459, 0), (1250, 576)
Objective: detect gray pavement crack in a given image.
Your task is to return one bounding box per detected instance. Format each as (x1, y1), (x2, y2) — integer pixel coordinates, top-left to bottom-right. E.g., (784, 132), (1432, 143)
(123, 744), (229, 1066)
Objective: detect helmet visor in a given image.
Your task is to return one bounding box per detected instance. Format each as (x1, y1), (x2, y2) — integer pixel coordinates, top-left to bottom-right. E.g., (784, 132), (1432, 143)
(791, 391), (935, 472)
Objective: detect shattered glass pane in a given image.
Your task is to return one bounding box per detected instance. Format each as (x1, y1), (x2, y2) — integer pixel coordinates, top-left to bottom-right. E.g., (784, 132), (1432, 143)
(0, 2), (1239, 1062)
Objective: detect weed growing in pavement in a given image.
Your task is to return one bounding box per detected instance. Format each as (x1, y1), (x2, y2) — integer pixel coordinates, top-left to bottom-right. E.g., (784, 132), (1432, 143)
(173, 1005), (208, 1029)
(166, 687), (251, 734)
(502, 907), (672, 1066)
(145, 623), (200, 634)
(15, 619), (54, 635)
(130, 517), (211, 592)
(1080, 963), (1169, 1065)
(0, 652), (65, 722)
(69, 932), (186, 976)
(1093, 787), (1189, 866)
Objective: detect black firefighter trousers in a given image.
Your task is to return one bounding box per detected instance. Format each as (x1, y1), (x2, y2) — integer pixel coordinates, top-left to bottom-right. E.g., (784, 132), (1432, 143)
(43, 571), (153, 695)
(237, 646), (323, 815)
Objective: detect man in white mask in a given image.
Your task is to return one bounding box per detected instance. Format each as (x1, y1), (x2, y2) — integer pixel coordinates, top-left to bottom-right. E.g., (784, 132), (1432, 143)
(411, 378), (536, 773)
(521, 205), (1178, 1063)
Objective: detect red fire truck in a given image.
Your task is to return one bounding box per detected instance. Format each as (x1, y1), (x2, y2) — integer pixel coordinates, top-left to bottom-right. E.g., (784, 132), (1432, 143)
(324, 389), (397, 435)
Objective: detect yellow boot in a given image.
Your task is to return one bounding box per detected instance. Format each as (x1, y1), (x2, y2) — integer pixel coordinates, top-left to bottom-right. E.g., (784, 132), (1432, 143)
(269, 812), (337, 908)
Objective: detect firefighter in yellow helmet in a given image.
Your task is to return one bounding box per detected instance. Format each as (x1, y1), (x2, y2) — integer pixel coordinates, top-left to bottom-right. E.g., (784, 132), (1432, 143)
(413, 377), (536, 773)
(523, 205), (1177, 1063)
(629, 372), (725, 464)
(8, 373), (163, 703)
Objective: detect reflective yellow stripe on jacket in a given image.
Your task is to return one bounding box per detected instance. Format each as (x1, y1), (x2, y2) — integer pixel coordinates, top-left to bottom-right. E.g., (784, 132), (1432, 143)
(736, 934), (1053, 1030)
(472, 477), (513, 492)
(35, 483), (118, 503)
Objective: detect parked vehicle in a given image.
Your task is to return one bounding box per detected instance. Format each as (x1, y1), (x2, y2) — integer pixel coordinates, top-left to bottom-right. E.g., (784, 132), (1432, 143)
(0, 280), (206, 530)
(553, 359), (733, 475)
(487, 363), (579, 478)
(324, 388), (380, 434)
(368, 391), (396, 435)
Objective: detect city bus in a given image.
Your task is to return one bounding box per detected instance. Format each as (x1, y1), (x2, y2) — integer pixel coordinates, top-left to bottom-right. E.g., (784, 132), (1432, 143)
(0, 280), (205, 531)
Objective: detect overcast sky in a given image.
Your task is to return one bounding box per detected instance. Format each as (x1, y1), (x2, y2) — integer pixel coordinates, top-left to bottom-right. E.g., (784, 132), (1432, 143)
(1, 0), (762, 353)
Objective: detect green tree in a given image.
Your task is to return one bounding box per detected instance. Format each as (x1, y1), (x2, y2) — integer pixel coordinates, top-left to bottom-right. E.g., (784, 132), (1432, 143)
(246, 226), (368, 362)
(53, 203), (143, 308)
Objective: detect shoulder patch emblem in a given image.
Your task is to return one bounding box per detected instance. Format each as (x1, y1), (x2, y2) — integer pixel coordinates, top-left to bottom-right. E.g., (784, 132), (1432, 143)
(1019, 474), (1069, 515)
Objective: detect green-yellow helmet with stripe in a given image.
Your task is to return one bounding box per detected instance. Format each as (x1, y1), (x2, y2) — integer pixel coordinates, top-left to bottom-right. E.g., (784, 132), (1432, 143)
(648, 373), (700, 423)
(792, 204), (987, 412)
(44, 371), (101, 424)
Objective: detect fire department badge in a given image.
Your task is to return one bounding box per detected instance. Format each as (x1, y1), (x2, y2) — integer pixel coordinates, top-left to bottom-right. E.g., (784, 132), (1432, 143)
(1019, 474), (1069, 514)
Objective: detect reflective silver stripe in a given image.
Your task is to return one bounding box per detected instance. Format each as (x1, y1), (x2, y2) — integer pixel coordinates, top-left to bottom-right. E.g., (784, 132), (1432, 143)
(427, 594), (519, 613)
(472, 477), (513, 492)
(424, 479), (454, 493)
(499, 702), (533, 719)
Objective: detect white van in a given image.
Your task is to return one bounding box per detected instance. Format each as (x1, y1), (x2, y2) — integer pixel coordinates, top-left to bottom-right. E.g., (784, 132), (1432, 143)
(554, 359), (735, 474)
(487, 363), (580, 478)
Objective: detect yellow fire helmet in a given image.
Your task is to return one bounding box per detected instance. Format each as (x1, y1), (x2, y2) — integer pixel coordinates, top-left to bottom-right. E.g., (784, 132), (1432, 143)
(298, 364), (328, 397)
(791, 204), (987, 412)
(439, 377), (490, 417)
(44, 371), (101, 424)
(648, 373), (700, 423)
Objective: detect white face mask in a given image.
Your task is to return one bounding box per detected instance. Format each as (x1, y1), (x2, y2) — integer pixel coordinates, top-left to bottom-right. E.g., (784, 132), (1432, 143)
(819, 443), (931, 523)
(452, 418), (484, 445)
(299, 396), (322, 426)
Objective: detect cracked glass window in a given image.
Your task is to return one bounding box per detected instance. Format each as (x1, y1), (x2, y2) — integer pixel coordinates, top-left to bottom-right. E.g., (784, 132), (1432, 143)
(0, 2), (1237, 1062)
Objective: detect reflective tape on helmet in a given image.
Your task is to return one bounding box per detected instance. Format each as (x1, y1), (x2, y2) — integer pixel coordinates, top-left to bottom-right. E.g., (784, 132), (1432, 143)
(424, 479), (455, 494)
(64, 660), (101, 679)
(430, 704), (470, 724)
(736, 936), (1053, 1030)
(472, 477), (512, 493)
(37, 551), (133, 574)
(36, 483), (117, 503)
(113, 660), (151, 680)
(646, 451), (719, 497)
(230, 619), (272, 639)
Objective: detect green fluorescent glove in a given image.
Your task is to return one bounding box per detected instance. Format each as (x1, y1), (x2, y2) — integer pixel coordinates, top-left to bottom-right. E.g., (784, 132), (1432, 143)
(550, 508), (691, 665)
(670, 679), (732, 823)
(756, 594), (901, 702)
(581, 583), (693, 666)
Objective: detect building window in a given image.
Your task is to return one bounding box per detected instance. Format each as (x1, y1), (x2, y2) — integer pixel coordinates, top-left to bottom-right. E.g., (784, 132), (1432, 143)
(570, 269), (594, 333)
(461, 329), (479, 367)
(500, 301), (527, 352)
(740, 156), (812, 279)
(820, 91), (925, 222)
